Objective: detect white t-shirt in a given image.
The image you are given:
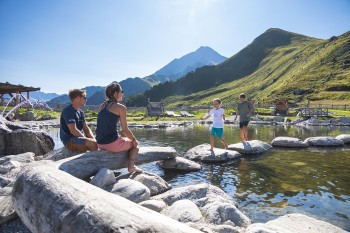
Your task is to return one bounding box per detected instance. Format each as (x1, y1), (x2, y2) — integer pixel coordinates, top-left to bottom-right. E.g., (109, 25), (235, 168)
(209, 108), (225, 128)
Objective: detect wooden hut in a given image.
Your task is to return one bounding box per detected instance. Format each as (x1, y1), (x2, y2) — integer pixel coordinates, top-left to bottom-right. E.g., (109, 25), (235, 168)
(146, 98), (164, 116)
(271, 100), (289, 116)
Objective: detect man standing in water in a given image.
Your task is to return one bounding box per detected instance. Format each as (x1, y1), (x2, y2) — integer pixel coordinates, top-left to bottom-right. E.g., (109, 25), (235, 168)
(234, 93), (254, 142)
(60, 89), (97, 152)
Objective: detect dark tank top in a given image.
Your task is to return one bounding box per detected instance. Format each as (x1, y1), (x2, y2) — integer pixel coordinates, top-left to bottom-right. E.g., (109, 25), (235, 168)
(96, 101), (120, 144)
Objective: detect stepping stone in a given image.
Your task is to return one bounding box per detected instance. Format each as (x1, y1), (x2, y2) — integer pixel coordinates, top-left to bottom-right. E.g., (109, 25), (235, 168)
(184, 144), (241, 162)
(228, 140), (272, 154)
(304, 137), (344, 147)
(271, 137), (309, 148)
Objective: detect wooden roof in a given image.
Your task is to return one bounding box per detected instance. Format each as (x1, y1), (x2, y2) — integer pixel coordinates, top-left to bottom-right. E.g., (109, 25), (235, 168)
(0, 82), (40, 95)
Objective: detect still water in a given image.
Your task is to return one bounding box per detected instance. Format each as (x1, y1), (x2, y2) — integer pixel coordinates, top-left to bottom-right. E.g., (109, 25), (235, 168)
(47, 124), (350, 230)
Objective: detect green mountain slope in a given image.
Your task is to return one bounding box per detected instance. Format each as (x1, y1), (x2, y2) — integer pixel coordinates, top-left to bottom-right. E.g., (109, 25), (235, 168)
(127, 29), (350, 107)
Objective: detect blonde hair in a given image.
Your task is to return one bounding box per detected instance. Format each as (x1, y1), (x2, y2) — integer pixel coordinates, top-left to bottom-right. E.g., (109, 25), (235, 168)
(213, 98), (221, 105)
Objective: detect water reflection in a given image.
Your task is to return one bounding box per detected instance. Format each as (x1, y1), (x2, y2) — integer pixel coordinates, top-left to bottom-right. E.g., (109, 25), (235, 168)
(44, 124), (350, 230)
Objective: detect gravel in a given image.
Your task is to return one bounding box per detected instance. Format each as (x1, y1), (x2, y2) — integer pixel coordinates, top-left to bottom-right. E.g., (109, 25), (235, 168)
(0, 218), (30, 233)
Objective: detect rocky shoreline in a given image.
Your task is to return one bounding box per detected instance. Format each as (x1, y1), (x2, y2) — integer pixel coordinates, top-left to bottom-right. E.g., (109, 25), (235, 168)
(1, 117), (350, 232)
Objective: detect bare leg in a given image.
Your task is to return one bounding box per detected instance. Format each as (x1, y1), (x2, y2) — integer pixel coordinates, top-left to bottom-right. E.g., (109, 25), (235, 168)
(85, 138), (98, 151)
(240, 128), (245, 142)
(128, 146), (143, 173)
(243, 126), (249, 141)
(218, 138), (228, 149)
(208, 135), (214, 150)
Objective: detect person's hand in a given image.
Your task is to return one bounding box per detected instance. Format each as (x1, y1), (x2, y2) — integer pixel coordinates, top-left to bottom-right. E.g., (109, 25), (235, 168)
(247, 113), (252, 117)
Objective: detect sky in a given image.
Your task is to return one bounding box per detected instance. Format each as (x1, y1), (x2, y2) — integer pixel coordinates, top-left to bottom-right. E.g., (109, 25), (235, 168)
(1, 0), (350, 94)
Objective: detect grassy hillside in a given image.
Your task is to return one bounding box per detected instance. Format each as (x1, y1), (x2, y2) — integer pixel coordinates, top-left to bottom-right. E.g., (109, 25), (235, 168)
(127, 29), (350, 107)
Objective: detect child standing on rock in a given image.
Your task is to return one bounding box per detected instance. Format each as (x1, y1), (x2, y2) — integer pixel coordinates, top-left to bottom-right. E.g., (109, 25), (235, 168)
(200, 98), (228, 151)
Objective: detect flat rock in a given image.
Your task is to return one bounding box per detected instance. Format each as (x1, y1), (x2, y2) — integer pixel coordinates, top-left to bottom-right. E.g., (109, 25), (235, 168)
(139, 200), (167, 212)
(0, 187), (17, 225)
(304, 137), (344, 147)
(228, 140), (272, 154)
(44, 147), (80, 161)
(152, 183), (237, 207)
(105, 179), (150, 203)
(116, 172), (171, 196)
(201, 201), (251, 227)
(245, 213), (347, 233)
(335, 134), (350, 144)
(90, 168), (116, 188)
(157, 157), (201, 171)
(271, 137), (309, 148)
(184, 144), (242, 162)
(163, 199), (203, 223)
(0, 161), (21, 174)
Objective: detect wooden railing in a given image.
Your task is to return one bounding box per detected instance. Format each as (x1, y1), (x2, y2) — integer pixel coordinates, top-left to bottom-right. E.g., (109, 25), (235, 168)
(300, 108), (329, 117)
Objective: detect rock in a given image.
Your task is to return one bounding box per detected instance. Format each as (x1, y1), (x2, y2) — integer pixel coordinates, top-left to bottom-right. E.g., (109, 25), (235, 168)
(0, 175), (14, 188)
(139, 200), (167, 212)
(338, 117), (350, 124)
(116, 172), (171, 196)
(105, 179), (151, 203)
(201, 201), (251, 227)
(40, 114), (51, 120)
(4, 129), (54, 156)
(152, 183), (237, 207)
(304, 137), (344, 147)
(157, 157), (201, 171)
(0, 152), (35, 164)
(44, 147), (80, 161)
(184, 144), (242, 162)
(164, 200), (202, 223)
(271, 137), (309, 148)
(12, 164), (201, 233)
(210, 224), (243, 233)
(273, 116), (284, 122)
(90, 168), (116, 188)
(0, 160), (21, 174)
(19, 111), (35, 121)
(228, 140), (272, 154)
(0, 187), (17, 225)
(335, 134), (350, 144)
(245, 213), (347, 233)
(56, 146), (177, 180)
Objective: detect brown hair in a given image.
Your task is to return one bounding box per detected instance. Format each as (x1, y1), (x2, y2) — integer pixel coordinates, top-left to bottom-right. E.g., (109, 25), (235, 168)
(105, 82), (121, 101)
(68, 89), (86, 101)
(213, 98), (221, 105)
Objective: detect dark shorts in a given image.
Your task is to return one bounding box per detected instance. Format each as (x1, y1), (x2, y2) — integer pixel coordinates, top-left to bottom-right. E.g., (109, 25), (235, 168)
(66, 137), (88, 152)
(239, 121), (249, 128)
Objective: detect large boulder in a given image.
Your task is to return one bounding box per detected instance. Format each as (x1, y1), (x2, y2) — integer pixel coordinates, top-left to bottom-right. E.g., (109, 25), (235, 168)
(4, 129), (54, 156)
(338, 117), (350, 125)
(163, 199), (203, 223)
(304, 137), (344, 147)
(19, 111), (35, 121)
(116, 172), (171, 196)
(0, 187), (17, 225)
(157, 157), (201, 171)
(139, 200), (167, 212)
(184, 144), (242, 162)
(105, 179), (151, 203)
(335, 134), (350, 144)
(90, 168), (116, 189)
(44, 147), (80, 161)
(245, 213), (347, 233)
(0, 152), (35, 164)
(228, 140), (272, 154)
(271, 137), (309, 148)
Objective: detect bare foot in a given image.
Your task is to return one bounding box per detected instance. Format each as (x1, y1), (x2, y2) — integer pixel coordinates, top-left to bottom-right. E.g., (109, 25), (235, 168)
(128, 165), (143, 173)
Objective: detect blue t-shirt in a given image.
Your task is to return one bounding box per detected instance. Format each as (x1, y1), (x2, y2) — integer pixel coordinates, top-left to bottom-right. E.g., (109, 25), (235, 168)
(60, 104), (86, 146)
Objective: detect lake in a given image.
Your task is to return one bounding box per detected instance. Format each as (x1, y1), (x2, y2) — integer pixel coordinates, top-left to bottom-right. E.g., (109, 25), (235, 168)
(46, 123), (350, 230)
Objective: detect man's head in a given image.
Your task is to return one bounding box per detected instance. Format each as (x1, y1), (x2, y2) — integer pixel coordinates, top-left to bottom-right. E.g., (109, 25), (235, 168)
(239, 93), (246, 102)
(68, 89), (87, 107)
(213, 98), (222, 108)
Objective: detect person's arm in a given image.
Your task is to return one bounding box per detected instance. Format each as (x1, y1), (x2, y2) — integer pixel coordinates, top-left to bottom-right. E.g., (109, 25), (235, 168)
(247, 102), (254, 117)
(234, 109), (239, 121)
(82, 122), (95, 139)
(118, 104), (138, 147)
(201, 110), (212, 120)
(67, 123), (86, 137)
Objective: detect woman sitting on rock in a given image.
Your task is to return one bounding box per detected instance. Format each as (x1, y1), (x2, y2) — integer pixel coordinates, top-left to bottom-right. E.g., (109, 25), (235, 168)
(96, 82), (143, 173)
